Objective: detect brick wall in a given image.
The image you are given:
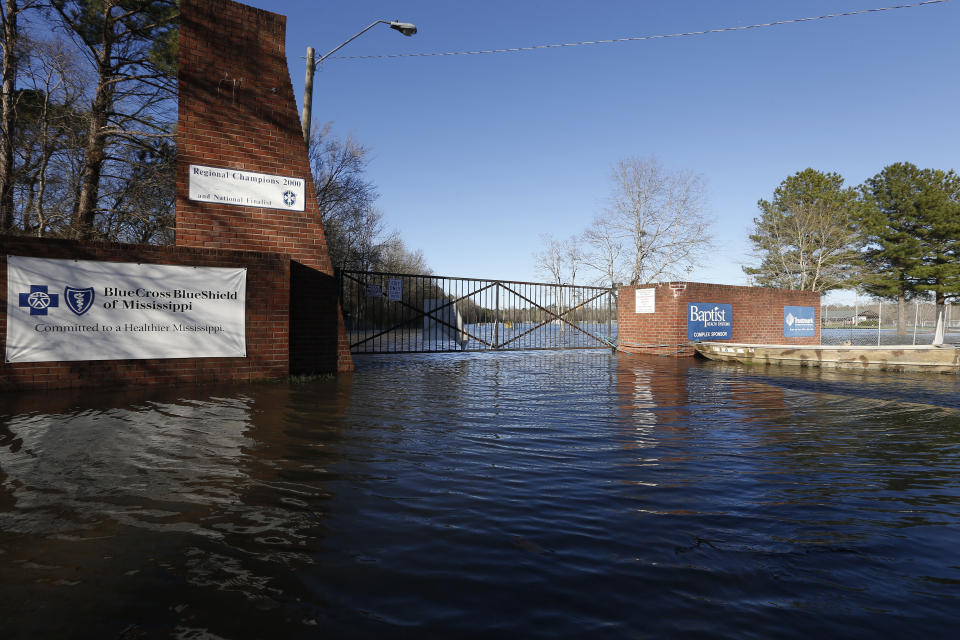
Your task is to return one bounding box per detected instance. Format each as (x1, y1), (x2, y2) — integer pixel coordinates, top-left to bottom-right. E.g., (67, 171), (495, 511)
(618, 282), (820, 357)
(177, 0), (352, 373)
(1, 237), (290, 391)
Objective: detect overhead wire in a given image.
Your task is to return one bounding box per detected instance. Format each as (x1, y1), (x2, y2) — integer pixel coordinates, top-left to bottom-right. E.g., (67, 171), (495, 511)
(332, 0), (953, 61)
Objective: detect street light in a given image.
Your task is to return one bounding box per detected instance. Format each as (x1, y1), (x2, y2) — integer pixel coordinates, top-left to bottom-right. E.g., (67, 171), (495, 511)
(301, 20), (418, 148)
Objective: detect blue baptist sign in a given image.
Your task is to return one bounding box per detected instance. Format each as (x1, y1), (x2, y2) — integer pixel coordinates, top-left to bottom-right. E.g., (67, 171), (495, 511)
(784, 306), (816, 337)
(688, 302), (733, 340)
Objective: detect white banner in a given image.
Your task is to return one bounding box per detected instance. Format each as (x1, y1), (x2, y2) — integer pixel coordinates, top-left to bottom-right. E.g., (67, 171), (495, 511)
(188, 164), (305, 211)
(6, 257), (246, 363)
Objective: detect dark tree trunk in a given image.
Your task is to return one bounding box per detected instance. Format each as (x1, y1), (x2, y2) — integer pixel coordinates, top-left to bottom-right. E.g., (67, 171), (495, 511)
(73, 5), (113, 239)
(0, 0), (19, 233)
(74, 90), (108, 238)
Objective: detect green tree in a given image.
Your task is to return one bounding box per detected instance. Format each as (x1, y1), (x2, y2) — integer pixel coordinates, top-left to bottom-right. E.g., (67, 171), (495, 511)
(744, 168), (861, 292)
(861, 162), (960, 326)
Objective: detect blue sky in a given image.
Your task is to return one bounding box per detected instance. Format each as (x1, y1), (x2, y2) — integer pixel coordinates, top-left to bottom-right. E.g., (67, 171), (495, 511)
(246, 0), (958, 304)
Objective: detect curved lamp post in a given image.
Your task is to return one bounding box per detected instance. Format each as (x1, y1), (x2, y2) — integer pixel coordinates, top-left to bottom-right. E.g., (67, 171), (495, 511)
(302, 20), (418, 148)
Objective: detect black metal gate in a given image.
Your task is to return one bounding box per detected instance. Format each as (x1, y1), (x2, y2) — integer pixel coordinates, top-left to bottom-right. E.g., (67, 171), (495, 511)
(339, 271), (617, 354)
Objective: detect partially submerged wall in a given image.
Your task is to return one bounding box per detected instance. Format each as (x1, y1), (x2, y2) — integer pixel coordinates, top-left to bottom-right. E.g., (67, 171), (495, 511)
(1, 237), (289, 390)
(618, 282), (820, 357)
(1, 0), (354, 391)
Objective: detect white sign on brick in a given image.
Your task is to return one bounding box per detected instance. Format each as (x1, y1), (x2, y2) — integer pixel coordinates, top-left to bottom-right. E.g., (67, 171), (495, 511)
(188, 164), (305, 211)
(6, 256), (246, 363)
(635, 288), (656, 313)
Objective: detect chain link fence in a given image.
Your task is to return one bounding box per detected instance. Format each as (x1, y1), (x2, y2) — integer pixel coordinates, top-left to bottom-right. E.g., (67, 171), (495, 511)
(821, 299), (958, 346)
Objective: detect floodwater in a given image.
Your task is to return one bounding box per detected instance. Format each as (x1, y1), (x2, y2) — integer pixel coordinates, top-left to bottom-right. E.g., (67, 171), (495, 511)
(2, 351), (960, 638)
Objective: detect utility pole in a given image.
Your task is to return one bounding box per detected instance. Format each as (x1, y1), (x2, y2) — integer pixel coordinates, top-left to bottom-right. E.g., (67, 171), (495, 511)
(301, 20), (417, 150)
(301, 46), (316, 147)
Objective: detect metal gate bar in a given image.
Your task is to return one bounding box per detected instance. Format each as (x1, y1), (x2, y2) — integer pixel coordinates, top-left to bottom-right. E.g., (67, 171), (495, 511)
(339, 270), (617, 354)
(494, 283), (612, 349)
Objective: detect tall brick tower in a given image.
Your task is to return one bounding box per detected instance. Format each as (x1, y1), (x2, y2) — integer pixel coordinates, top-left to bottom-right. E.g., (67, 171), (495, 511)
(176, 0), (352, 373)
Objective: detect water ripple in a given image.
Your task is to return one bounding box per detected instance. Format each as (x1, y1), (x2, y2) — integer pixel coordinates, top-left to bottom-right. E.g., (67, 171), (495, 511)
(2, 353), (960, 637)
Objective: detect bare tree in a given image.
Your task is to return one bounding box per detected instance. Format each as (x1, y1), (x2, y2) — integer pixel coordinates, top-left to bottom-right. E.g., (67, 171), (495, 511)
(309, 124), (428, 273)
(97, 137), (175, 244)
(310, 123), (375, 223)
(0, 0), (42, 232)
(582, 217), (627, 288)
(564, 234), (583, 286)
(534, 233), (563, 284)
(51, 0), (177, 239)
(2, 4), (176, 242)
(15, 36), (87, 236)
(592, 156), (712, 284)
(309, 124), (379, 270)
(534, 233), (585, 285)
(534, 234), (586, 325)
(377, 236), (429, 274)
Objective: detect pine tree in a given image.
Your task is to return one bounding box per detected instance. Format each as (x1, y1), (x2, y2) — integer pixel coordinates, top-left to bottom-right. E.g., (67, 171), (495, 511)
(860, 162), (960, 327)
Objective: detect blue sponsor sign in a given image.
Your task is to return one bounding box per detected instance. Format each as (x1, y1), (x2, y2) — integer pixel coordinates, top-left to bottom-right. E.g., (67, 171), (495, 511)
(688, 302), (732, 340)
(784, 305), (816, 337)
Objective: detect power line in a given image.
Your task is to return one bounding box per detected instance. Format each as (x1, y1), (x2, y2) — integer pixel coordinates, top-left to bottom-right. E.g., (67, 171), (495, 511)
(333, 0), (953, 61)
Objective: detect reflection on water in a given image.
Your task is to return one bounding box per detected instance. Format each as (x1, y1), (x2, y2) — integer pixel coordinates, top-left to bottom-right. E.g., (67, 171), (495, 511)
(2, 353), (960, 638)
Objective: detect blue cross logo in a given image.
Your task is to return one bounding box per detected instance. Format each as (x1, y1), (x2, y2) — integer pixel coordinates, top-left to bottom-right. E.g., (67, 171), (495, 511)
(282, 190), (296, 207)
(18, 285), (59, 316)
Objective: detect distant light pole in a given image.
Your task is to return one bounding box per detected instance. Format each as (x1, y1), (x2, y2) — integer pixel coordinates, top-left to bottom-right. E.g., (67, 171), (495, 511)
(302, 20), (417, 149)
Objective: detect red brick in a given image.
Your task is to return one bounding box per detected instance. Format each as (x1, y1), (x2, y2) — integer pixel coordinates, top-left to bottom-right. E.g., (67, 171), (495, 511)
(618, 282), (820, 357)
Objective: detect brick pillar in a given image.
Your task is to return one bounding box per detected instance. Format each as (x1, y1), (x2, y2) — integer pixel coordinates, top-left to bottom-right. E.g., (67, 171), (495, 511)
(177, 0), (352, 373)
